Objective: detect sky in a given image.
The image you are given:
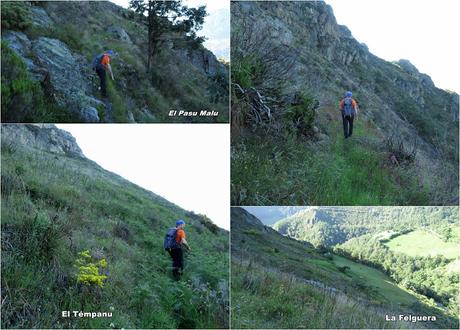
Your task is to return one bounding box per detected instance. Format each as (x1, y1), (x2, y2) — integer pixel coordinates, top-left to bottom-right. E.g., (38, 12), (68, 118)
(111, 0), (230, 60)
(326, 0), (460, 93)
(56, 124), (230, 230)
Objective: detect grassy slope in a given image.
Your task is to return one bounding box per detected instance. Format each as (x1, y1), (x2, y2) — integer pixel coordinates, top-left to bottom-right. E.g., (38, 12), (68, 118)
(332, 255), (416, 305)
(385, 229), (460, 259)
(232, 114), (430, 205)
(1, 136), (229, 329)
(231, 208), (456, 329)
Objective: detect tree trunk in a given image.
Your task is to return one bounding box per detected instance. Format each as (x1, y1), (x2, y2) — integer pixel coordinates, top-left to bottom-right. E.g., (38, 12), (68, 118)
(146, 0), (153, 73)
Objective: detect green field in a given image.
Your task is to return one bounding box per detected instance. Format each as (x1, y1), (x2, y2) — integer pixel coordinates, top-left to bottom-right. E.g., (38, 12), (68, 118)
(385, 230), (460, 259)
(332, 255), (418, 306)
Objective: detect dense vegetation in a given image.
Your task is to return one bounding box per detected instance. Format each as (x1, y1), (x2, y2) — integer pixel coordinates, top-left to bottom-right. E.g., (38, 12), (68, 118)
(1, 126), (229, 328)
(231, 207), (457, 329)
(1, 1), (228, 123)
(335, 232), (459, 315)
(271, 206), (459, 322)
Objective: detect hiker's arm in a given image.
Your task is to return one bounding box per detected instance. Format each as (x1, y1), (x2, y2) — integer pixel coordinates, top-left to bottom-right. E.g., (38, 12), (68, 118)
(181, 238), (191, 251)
(107, 63), (114, 80)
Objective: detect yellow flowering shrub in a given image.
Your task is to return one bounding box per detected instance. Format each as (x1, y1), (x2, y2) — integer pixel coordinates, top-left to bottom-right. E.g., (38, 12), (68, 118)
(75, 250), (108, 288)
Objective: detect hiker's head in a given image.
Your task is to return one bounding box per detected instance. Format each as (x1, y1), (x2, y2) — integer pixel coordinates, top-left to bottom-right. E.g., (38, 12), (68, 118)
(345, 91), (352, 98)
(106, 49), (114, 57)
(176, 219), (185, 228)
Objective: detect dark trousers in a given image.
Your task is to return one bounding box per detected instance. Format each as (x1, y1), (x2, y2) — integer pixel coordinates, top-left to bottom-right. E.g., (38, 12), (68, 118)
(168, 248), (184, 279)
(342, 114), (354, 138)
(96, 66), (107, 97)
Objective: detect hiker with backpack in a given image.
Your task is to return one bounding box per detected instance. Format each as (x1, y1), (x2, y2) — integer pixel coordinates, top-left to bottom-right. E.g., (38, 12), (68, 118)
(340, 91), (358, 138)
(92, 50), (115, 98)
(163, 219), (191, 280)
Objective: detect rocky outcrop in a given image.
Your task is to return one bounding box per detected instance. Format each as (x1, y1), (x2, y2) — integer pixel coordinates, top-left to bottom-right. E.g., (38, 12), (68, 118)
(231, 1), (458, 159)
(2, 33), (101, 122)
(1, 124), (85, 158)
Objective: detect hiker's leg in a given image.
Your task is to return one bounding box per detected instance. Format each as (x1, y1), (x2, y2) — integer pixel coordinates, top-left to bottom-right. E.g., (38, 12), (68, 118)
(97, 67), (107, 97)
(171, 249), (179, 277)
(349, 116), (354, 137)
(342, 114), (348, 138)
(177, 248), (184, 275)
(100, 69), (107, 97)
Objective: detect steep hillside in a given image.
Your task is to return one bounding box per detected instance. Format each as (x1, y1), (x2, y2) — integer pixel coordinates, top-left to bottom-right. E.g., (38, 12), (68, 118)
(231, 207), (457, 329)
(1, 124), (229, 329)
(231, 1), (459, 205)
(1, 1), (229, 123)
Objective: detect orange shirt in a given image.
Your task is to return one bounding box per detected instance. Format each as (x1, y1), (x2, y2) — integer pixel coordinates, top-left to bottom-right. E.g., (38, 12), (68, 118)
(176, 228), (186, 244)
(101, 54), (110, 67)
(340, 98), (357, 110)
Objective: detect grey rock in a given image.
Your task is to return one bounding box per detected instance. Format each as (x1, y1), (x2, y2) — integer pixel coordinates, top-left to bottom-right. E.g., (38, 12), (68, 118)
(30, 6), (53, 28)
(31, 37), (98, 121)
(188, 49), (226, 77)
(127, 111), (135, 123)
(1, 124), (85, 158)
(2, 31), (48, 81)
(2, 30), (31, 58)
(80, 106), (100, 123)
(107, 26), (132, 43)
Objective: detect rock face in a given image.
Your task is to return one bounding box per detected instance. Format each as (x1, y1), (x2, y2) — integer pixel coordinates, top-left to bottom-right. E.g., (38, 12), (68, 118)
(231, 1), (458, 159)
(1, 124), (85, 158)
(32, 37), (100, 122)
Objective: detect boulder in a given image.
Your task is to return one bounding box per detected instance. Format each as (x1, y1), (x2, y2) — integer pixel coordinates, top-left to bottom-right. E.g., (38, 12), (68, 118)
(80, 106), (100, 123)
(2, 31), (48, 81)
(31, 37), (98, 121)
(107, 26), (132, 43)
(30, 6), (53, 28)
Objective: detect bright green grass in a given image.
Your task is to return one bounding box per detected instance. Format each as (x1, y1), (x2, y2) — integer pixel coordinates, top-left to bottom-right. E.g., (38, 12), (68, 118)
(385, 230), (460, 259)
(332, 255), (418, 306)
(232, 119), (429, 205)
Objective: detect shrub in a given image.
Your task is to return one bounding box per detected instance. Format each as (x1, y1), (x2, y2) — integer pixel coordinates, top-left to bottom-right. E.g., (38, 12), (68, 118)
(19, 211), (63, 262)
(1, 1), (31, 31)
(74, 250), (108, 288)
(232, 53), (265, 89)
(283, 92), (317, 137)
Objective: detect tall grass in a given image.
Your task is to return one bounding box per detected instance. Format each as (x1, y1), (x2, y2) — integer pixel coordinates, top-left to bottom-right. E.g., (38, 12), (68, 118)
(232, 119), (431, 205)
(231, 261), (414, 329)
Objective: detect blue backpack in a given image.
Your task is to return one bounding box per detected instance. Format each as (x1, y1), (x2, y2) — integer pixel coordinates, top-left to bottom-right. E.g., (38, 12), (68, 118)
(91, 53), (105, 70)
(164, 228), (178, 250)
(343, 97), (355, 117)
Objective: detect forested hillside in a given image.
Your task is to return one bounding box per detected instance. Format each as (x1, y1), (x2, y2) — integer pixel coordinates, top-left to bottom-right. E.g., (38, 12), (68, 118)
(1, 124), (229, 328)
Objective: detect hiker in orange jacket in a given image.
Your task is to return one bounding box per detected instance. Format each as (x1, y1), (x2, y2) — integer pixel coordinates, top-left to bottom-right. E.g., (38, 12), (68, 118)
(340, 91), (358, 138)
(92, 50), (115, 98)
